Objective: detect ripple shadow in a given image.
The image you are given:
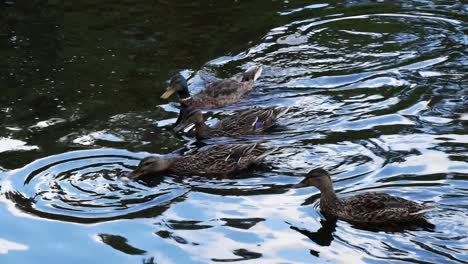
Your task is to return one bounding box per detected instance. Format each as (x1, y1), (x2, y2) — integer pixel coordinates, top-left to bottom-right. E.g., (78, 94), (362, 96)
(0, 148), (189, 223)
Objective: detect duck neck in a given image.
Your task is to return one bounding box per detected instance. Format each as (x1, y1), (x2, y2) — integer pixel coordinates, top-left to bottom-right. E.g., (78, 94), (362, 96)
(318, 181), (339, 215)
(156, 158), (175, 173)
(165, 157), (181, 173)
(178, 85), (191, 100)
(194, 121), (212, 139)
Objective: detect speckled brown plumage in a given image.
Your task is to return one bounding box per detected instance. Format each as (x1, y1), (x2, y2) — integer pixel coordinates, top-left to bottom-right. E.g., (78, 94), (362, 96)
(174, 106), (289, 139)
(125, 143), (277, 179)
(333, 192), (430, 224)
(295, 169), (433, 225)
(186, 80), (255, 108)
(161, 66), (262, 108)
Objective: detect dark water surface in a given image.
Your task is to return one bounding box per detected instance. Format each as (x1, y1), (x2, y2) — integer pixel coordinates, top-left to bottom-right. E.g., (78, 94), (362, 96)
(1, 0), (467, 263)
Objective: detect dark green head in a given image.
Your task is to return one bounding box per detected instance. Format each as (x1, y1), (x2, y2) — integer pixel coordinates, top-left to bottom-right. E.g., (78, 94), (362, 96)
(161, 73), (190, 100)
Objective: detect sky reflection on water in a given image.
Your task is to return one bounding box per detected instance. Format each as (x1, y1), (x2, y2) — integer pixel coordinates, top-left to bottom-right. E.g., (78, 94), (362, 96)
(0, 0), (467, 263)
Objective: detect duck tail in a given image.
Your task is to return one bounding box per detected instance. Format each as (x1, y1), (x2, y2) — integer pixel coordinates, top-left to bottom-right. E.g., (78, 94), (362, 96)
(242, 65), (263, 82)
(410, 206), (436, 216)
(255, 147), (278, 162)
(274, 106), (290, 118)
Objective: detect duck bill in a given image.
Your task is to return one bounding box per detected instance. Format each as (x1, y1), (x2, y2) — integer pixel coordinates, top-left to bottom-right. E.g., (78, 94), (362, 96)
(160, 86), (177, 99)
(293, 181), (308, 188)
(120, 169), (144, 180)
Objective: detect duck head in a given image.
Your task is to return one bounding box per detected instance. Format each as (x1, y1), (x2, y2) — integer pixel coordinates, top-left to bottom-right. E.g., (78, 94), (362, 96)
(294, 168), (332, 190)
(161, 73), (190, 100)
(124, 156), (172, 179)
(173, 106), (204, 133)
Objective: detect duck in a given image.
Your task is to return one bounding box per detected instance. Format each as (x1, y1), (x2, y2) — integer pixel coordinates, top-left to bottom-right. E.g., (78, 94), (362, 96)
(124, 143), (277, 179)
(294, 169), (434, 225)
(160, 66), (263, 108)
(173, 105), (289, 139)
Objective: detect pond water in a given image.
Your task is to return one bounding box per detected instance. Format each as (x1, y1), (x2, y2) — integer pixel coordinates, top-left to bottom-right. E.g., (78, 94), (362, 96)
(0, 0), (467, 263)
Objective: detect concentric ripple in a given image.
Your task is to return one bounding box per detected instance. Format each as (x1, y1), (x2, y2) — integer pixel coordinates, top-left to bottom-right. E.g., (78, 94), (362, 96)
(0, 149), (189, 223)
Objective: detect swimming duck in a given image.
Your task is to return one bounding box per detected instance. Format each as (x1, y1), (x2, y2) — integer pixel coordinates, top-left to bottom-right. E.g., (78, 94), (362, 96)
(173, 105), (289, 139)
(294, 169), (434, 224)
(124, 143), (277, 179)
(160, 66), (263, 108)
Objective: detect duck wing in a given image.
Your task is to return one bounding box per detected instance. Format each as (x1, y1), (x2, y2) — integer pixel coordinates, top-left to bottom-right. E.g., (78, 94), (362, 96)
(175, 144), (276, 176)
(216, 107), (289, 133)
(340, 192), (431, 223)
(200, 79), (245, 97)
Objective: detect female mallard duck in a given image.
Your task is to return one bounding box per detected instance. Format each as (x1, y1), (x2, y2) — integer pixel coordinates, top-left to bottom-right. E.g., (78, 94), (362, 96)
(124, 143), (277, 179)
(294, 169), (434, 224)
(173, 105), (289, 139)
(160, 66), (262, 108)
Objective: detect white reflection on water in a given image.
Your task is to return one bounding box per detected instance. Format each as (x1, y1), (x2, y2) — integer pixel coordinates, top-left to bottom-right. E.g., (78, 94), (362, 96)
(29, 118), (66, 129)
(158, 191), (320, 262)
(69, 130), (125, 146)
(0, 238), (28, 254)
(0, 138), (38, 153)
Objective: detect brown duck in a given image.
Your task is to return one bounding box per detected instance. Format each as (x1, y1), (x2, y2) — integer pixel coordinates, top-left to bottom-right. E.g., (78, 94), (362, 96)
(294, 169), (434, 224)
(173, 105), (289, 139)
(160, 66), (262, 108)
(124, 143), (276, 179)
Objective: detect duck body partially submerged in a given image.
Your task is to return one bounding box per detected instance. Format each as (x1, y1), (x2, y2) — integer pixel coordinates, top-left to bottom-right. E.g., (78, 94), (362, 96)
(295, 169), (434, 225)
(161, 66), (262, 108)
(125, 143), (277, 179)
(174, 106), (289, 139)
(331, 192), (433, 224)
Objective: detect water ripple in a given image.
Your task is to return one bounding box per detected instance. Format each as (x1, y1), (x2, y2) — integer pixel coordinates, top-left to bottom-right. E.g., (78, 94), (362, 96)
(0, 149), (189, 223)
(1, 1), (466, 263)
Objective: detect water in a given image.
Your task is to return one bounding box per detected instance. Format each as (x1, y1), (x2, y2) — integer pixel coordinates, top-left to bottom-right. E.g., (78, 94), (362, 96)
(1, 0), (467, 263)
